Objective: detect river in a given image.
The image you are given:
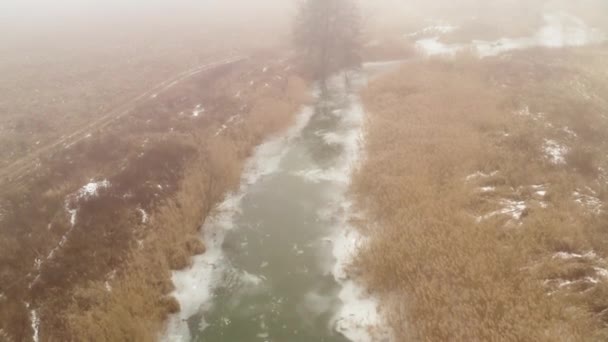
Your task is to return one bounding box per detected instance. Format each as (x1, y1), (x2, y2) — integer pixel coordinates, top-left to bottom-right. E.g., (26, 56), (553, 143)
(164, 64), (395, 342)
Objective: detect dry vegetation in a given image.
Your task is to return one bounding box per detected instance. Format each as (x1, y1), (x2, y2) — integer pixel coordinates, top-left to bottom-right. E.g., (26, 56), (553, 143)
(354, 45), (608, 341)
(0, 56), (309, 341)
(0, 1), (294, 169)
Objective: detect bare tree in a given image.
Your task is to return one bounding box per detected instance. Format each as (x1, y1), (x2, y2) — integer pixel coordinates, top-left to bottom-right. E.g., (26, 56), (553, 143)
(294, 0), (362, 85)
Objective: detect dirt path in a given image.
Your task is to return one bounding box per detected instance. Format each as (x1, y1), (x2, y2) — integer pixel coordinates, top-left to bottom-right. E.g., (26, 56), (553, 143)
(0, 56), (247, 189)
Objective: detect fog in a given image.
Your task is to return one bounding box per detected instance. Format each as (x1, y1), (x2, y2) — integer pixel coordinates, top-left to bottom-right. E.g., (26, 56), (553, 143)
(2, 0), (605, 44)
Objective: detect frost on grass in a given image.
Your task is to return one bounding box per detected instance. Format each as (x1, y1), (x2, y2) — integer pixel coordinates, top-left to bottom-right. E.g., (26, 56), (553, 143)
(214, 115), (241, 136)
(514, 106), (546, 121)
(330, 210), (390, 342)
(543, 139), (569, 165)
(192, 104), (205, 117)
(573, 189), (603, 214)
(544, 250), (608, 295)
(137, 207), (149, 224)
(553, 251), (597, 260)
(477, 199), (527, 222)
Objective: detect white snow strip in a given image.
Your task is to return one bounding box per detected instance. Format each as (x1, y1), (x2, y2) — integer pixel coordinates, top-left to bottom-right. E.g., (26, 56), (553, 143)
(322, 73), (390, 341)
(479, 186), (496, 193)
(466, 171), (499, 181)
(327, 199), (391, 342)
(137, 208), (149, 224)
(573, 191), (603, 214)
(478, 199), (527, 222)
(30, 309), (40, 342)
(552, 251), (597, 260)
(543, 139), (569, 165)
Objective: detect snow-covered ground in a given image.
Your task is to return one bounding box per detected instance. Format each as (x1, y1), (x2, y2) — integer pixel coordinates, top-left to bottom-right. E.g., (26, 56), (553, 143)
(415, 12), (605, 58)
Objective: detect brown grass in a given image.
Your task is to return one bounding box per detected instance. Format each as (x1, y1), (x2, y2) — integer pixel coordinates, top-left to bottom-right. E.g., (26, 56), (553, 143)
(354, 46), (608, 341)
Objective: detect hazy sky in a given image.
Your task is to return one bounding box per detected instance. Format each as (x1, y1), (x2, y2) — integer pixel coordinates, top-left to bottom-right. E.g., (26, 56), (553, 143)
(0, 0), (295, 32)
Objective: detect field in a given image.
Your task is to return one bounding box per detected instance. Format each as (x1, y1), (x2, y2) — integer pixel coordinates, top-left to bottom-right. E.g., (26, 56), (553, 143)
(354, 45), (608, 340)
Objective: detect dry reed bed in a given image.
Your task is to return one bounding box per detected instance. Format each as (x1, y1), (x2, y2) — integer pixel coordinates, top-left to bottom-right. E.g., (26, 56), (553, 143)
(354, 46), (608, 341)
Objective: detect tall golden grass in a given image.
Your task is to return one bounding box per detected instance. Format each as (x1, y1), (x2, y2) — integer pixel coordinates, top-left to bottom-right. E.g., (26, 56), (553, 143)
(354, 47), (608, 341)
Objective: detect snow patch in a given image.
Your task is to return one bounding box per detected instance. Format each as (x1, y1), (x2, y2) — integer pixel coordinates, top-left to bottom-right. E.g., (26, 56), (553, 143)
(30, 308), (40, 342)
(573, 190), (603, 214)
(466, 170), (498, 181)
(192, 104), (205, 117)
(137, 208), (149, 224)
(553, 251), (597, 260)
(478, 199), (527, 222)
(416, 13), (604, 59)
(474, 13), (605, 57)
(543, 139), (569, 165)
(77, 180), (111, 200)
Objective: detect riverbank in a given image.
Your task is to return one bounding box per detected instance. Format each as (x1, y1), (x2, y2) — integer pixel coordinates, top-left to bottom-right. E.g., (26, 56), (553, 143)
(354, 45), (608, 340)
